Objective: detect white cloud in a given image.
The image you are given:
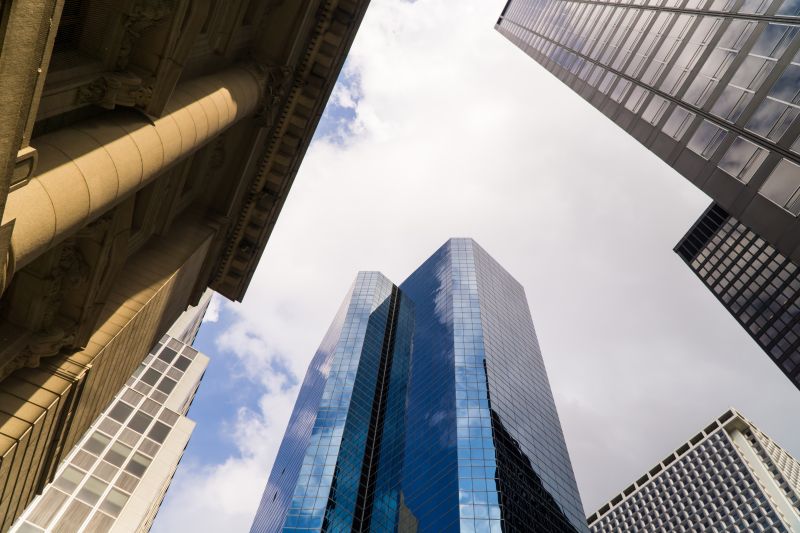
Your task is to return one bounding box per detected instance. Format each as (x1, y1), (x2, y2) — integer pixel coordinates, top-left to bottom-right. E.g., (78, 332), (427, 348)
(202, 293), (221, 323)
(154, 0), (800, 530)
(152, 389), (298, 532)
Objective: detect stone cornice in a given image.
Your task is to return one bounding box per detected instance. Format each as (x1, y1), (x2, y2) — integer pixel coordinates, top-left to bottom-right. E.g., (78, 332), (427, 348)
(211, 0), (370, 301)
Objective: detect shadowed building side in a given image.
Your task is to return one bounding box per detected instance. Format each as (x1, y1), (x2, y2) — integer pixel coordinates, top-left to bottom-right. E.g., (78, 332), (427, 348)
(0, 0), (371, 527)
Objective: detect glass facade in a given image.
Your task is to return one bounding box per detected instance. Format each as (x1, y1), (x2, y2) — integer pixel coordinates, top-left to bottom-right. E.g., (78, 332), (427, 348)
(250, 272), (415, 532)
(587, 409), (800, 532)
(496, 0), (800, 263)
(250, 239), (587, 533)
(675, 203), (800, 388)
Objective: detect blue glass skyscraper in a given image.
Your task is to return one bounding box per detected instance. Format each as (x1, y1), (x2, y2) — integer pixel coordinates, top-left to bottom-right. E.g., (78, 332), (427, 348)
(250, 239), (587, 532)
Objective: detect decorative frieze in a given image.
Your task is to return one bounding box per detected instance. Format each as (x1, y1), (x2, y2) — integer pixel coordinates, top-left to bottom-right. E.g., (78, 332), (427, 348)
(76, 72), (153, 110)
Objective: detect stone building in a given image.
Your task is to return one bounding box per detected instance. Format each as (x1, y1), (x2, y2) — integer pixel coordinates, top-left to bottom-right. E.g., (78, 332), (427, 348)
(0, 0), (368, 529)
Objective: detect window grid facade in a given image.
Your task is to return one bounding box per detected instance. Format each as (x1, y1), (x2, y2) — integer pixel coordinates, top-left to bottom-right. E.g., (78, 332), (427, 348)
(587, 409), (800, 532)
(675, 203), (800, 389)
(251, 239), (588, 532)
(497, 0), (800, 263)
(11, 334), (208, 533)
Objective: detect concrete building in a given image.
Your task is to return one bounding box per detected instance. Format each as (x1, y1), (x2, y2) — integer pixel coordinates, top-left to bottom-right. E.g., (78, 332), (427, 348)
(676, 203), (800, 388)
(587, 409), (800, 532)
(495, 0), (800, 388)
(0, 0), (368, 529)
(251, 239), (588, 533)
(9, 294), (210, 533)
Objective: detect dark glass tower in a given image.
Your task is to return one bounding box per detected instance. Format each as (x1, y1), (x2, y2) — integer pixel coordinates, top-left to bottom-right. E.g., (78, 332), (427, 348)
(676, 203), (800, 388)
(250, 239), (588, 532)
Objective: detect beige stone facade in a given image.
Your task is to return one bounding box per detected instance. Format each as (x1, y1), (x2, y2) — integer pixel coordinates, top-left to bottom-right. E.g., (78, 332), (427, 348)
(0, 0), (369, 529)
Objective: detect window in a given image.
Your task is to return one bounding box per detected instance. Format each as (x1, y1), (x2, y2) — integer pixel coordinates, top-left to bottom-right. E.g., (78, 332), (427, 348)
(108, 402), (134, 423)
(128, 412), (154, 434)
(759, 159), (800, 214)
(121, 389), (143, 407)
(103, 442), (133, 467)
(745, 60), (800, 141)
(751, 24), (799, 60)
(99, 488), (129, 518)
(93, 461), (118, 483)
(84, 431), (111, 455)
(174, 356), (192, 371)
(611, 79), (632, 103)
(599, 72), (618, 95)
(182, 346), (199, 360)
(148, 422), (171, 444)
(662, 106), (696, 140)
(157, 377), (177, 395)
(125, 452), (152, 478)
(141, 398), (161, 416)
(54, 466), (85, 493)
(140, 368), (162, 386)
(98, 418), (121, 437)
(643, 95), (669, 125)
(625, 85), (650, 113)
(746, 98), (800, 141)
(159, 409), (180, 426)
(76, 476), (107, 505)
(711, 84), (753, 122)
(777, 0), (800, 15)
(139, 438), (160, 457)
(687, 120), (727, 159)
(158, 347), (178, 364)
(718, 136), (768, 182)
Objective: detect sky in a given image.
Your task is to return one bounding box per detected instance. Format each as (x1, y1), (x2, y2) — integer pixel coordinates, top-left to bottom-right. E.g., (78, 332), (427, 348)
(152, 1), (800, 531)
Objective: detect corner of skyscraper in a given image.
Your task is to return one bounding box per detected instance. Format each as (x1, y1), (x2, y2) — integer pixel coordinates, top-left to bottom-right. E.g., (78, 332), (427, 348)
(250, 238), (588, 532)
(495, 0), (800, 391)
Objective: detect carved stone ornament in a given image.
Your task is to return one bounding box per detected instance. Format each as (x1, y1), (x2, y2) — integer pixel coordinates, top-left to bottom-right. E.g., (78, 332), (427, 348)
(58, 245), (91, 288)
(257, 188), (278, 211)
(0, 326), (76, 382)
(251, 63), (295, 128)
(208, 136), (226, 169)
(77, 72), (153, 110)
(37, 240), (89, 336)
(117, 0), (176, 71)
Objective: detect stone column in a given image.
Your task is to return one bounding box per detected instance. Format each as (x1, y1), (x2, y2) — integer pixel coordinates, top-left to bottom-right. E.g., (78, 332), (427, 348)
(0, 0), (64, 295)
(2, 64), (264, 273)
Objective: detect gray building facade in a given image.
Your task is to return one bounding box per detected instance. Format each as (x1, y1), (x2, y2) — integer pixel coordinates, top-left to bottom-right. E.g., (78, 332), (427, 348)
(496, 0), (800, 389)
(587, 409), (800, 532)
(9, 295), (211, 533)
(250, 239), (588, 532)
(497, 0), (800, 262)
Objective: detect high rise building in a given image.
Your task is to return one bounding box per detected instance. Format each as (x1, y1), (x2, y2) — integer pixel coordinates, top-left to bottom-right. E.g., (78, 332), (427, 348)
(10, 293), (211, 533)
(495, 0), (800, 386)
(676, 203), (800, 388)
(250, 239), (588, 533)
(587, 408), (800, 532)
(0, 0), (369, 527)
